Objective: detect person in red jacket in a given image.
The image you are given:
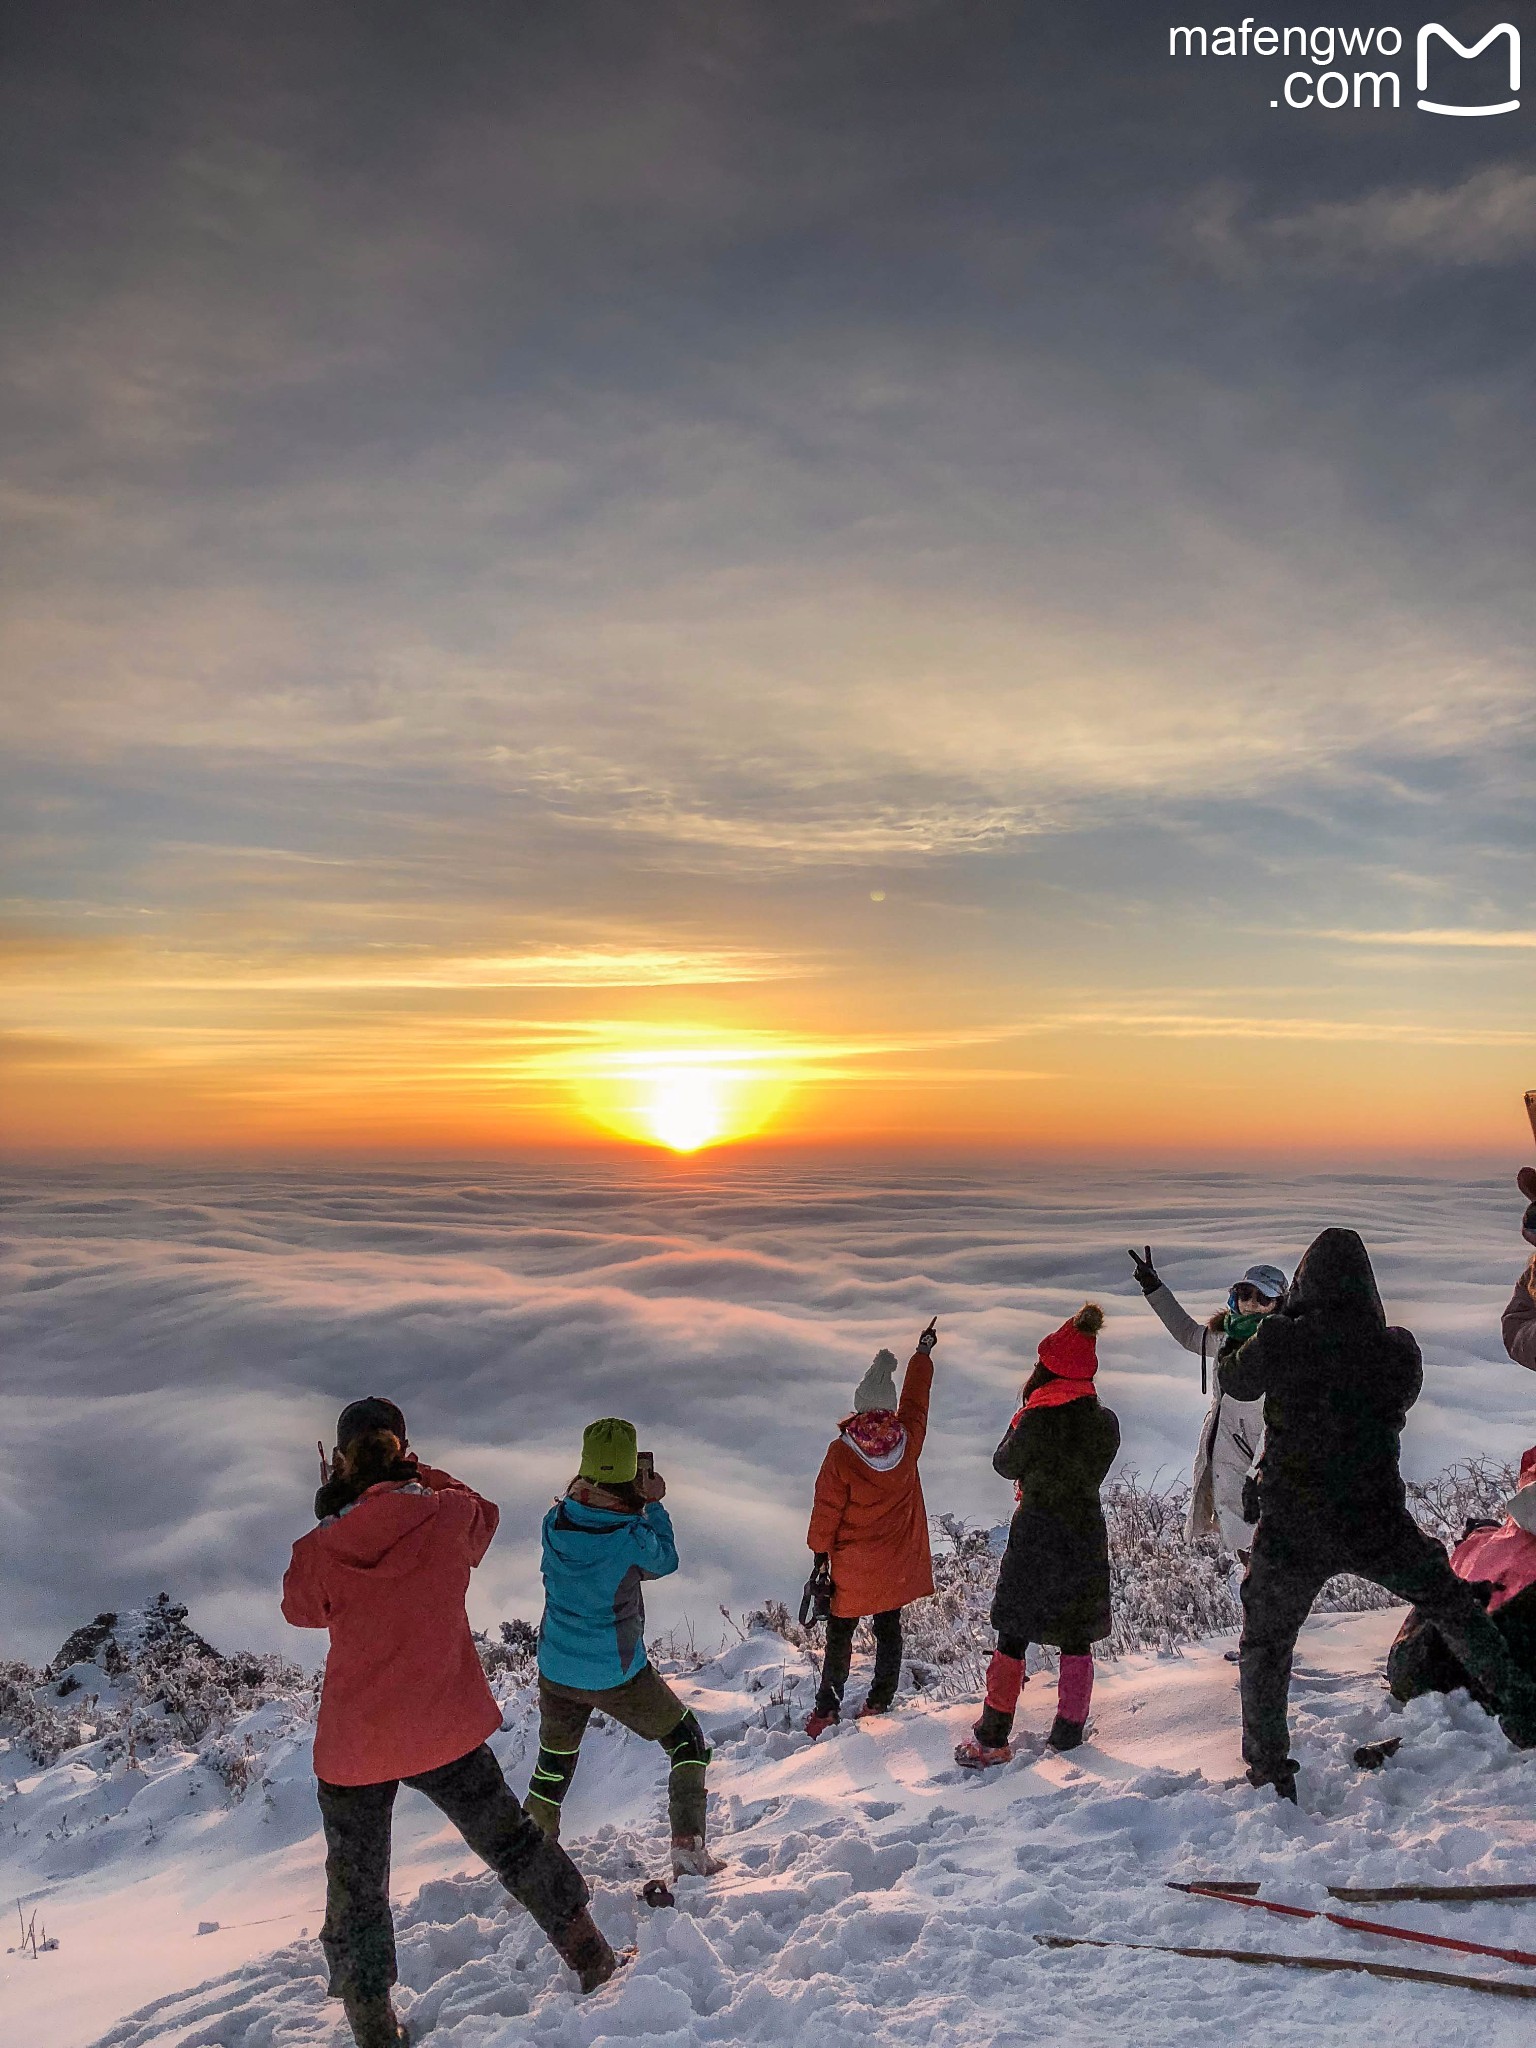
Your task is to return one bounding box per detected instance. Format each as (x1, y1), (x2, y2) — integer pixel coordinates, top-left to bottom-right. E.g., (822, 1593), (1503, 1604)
(803, 1321), (937, 1738)
(282, 1398), (620, 2047)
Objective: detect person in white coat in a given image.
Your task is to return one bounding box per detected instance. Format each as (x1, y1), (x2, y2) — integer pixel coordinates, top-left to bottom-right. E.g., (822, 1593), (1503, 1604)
(1127, 1248), (1288, 1556)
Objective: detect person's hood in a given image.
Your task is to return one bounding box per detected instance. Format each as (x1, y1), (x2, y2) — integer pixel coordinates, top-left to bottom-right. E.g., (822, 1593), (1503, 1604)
(1283, 1227), (1386, 1325)
(543, 1492), (644, 1570)
(838, 1408), (908, 1471)
(312, 1482), (444, 1581)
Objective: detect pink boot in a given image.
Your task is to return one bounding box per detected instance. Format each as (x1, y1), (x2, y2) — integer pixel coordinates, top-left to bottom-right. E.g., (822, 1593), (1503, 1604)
(1049, 1653), (1093, 1750)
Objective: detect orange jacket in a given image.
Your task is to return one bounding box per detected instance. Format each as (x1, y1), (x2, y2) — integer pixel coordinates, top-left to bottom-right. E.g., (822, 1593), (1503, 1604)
(282, 1464), (502, 1786)
(806, 1352), (934, 1619)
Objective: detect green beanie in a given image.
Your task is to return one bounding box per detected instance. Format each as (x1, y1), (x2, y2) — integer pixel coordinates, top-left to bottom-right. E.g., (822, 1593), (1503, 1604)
(580, 1417), (638, 1486)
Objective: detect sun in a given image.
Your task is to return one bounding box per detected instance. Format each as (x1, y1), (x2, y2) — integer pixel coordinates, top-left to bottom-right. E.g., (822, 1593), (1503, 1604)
(568, 1047), (791, 1153)
(645, 1069), (727, 1152)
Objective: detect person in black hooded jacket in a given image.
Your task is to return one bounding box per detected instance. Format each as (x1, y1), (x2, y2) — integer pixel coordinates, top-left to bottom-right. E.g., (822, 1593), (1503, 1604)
(1223, 1227), (1536, 1800)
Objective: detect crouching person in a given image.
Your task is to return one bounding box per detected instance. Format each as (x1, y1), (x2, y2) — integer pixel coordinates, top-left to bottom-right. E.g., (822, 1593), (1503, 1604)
(803, 1321), (938, 1739)
(1388, 1446), (1536, 1706)
(527, 1419), (723, 1880)
(957, 1306), (1120, 1768)
(283, 1399), (619, 2048)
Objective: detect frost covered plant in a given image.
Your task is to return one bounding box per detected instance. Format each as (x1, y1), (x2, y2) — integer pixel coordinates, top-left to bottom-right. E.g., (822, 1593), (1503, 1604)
(474, 1618), (540, 1685)
(0, 1660), (95, 1768)
(1406, 1456), (1520, 1546)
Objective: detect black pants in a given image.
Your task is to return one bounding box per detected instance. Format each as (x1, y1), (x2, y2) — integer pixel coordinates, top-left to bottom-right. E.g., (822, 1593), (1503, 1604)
(815, 1608), (902, 1717)
(317, 1743), (589, 2001)
(1239, 1513), (1536, 1773)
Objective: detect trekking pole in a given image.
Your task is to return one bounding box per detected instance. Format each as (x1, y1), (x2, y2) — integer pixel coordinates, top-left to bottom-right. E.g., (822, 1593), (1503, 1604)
(1038, 1933), (1536, 2001)
(1170, 1882), (1536, 1968)
(1183, 1878), (1536, 1903)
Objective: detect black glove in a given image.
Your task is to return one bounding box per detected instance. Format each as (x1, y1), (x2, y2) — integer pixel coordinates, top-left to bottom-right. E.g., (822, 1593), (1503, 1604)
(1128, 1245), (1161, 1295)
(1241, 1474), (1262, 1527)
(916, 1317), (938, 1353)
(799, 1554), (834, 1629)
(1520, 1166), (1536, 1247)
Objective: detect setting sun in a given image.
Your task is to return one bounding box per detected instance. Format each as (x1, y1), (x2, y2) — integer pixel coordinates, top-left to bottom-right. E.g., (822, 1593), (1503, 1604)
(564, 1042), (797, 1154)
(645, 1070), (727, 1152)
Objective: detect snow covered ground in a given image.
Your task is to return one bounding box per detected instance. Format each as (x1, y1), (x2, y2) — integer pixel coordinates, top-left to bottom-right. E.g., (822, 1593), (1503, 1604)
(10, 1606), (1536, 2048)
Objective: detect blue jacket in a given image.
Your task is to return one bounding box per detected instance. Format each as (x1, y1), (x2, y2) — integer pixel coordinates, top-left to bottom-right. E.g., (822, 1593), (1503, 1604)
(537, 1494), (678, 1691)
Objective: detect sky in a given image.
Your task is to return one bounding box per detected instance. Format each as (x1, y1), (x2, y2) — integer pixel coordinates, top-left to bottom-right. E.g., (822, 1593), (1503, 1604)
(2, 0), (1533, 1160)
(2, 1160), (1532, 1665)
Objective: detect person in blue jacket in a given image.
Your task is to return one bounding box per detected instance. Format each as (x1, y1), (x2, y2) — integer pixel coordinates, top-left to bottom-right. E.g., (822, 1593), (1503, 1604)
(526, 1417), (724, 1878)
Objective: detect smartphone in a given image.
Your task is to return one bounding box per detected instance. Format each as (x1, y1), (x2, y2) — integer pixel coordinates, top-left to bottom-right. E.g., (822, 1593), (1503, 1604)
(636, 1451), (654, 1482)
(1525, 1090), (1536, 1145)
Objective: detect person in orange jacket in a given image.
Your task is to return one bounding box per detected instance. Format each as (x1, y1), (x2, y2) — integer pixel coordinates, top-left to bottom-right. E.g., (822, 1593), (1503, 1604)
(803, 1321), (937, 1738)
(282, 1397), (621, 2048)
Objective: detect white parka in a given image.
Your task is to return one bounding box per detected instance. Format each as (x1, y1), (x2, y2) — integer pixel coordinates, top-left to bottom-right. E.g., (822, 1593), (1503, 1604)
(1144, 1283), (1266, 1554)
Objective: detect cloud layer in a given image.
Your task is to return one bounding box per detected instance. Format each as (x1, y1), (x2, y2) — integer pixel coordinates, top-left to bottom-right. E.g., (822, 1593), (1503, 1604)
(2, 1161), (1531, 1667)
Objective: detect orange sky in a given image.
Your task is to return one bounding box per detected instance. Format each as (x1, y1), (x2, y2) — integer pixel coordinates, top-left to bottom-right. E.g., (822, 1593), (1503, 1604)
(6, 921), (1532, 1159)
(3, 8), (1533, 1167)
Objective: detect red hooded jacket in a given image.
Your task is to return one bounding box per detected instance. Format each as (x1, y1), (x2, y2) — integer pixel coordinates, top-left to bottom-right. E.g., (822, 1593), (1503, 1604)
(282, 1464), (502, 1786)
(806, 1352), (934, 1619)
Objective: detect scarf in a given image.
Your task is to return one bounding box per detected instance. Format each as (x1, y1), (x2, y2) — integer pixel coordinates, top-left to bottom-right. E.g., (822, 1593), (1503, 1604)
(1219, 1308), (1265, 1358)
(839, 1408), (908, 1471)
(1023, 1380), (1099, 1413)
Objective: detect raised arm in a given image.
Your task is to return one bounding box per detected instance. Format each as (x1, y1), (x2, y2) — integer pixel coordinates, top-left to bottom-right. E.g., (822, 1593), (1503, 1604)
(898, 1324), (937, 1455)
(280, 1538), (329, 1629)
(1128, 1246), (1208, 1357)
(628, 1500), (679, 1581)
(1218, 1312), (1288, 1402)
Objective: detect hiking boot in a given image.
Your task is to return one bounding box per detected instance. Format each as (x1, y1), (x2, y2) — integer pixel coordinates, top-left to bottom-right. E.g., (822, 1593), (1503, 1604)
(550, 1906), (625, 1993)
(804, 1707), (839, 1740)
(1245, 1758), (1299, 1803)
(671, 1834), (727, 1878)
(855, 1696), (894, 1720)
(1047, 1714), (1085, 1752)
(341, 1991), (409, 2047)
(953, 1736), (1012, 1770)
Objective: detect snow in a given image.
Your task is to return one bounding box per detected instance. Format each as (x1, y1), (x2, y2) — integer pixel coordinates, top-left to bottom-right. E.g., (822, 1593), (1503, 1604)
(9, 1609), (1536, 2048)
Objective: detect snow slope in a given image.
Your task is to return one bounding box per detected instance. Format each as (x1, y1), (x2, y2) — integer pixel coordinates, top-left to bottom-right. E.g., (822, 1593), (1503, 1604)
(10, 1608), (1536, 2048)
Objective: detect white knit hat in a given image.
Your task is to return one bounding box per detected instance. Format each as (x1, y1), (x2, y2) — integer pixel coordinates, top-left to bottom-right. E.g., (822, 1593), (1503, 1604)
(852, 1348), (899, 1414)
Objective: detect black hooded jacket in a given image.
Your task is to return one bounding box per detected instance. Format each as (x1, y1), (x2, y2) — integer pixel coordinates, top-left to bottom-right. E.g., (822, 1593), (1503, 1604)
(1221, 1228), (1421, 1541)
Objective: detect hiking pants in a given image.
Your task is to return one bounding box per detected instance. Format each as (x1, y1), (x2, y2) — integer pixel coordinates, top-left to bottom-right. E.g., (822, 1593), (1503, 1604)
(1239, 1512), (1536, 1772)
(814, 1607), (903, 1718)
(316, 1743), (587, 2002)
(530, 1662), (709, 1840)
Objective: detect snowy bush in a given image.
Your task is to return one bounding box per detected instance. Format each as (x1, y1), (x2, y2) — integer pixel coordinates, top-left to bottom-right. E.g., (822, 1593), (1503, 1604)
(1406, 1455), (1519, 1545)
(474, 1617), (540, 1686)
(0, 1659), (95, 1767)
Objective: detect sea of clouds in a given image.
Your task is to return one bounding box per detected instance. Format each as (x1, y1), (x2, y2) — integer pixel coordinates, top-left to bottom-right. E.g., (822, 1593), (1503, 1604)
(1, 1160), (1532, 1667)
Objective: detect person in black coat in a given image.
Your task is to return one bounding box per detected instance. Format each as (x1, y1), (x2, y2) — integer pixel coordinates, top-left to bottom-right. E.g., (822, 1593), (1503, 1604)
(1223, 1226), (1536, 1801)
(955, 1305), (1121, 1768)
